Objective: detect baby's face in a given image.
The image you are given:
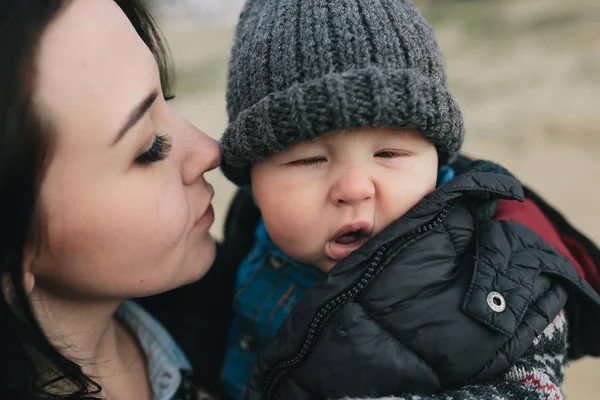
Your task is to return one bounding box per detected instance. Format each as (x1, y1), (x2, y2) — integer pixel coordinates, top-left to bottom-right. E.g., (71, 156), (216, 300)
(251, 127), (438, 272)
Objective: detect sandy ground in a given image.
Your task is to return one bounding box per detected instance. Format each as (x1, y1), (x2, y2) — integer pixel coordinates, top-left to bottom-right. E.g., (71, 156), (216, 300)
(158, 0), (600, 397)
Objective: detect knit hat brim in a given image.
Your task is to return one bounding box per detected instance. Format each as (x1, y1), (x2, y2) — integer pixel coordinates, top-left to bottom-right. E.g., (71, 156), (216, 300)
(220, 66), (464, 185)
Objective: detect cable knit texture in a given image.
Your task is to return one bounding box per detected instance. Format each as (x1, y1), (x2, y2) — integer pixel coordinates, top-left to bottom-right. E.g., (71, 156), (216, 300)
(221, 0), (464, 185)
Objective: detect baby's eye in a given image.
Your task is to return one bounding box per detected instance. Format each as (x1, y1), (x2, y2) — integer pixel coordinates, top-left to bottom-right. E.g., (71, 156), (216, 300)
(288, 157), (327, 166)
(375, 150), (400, 158)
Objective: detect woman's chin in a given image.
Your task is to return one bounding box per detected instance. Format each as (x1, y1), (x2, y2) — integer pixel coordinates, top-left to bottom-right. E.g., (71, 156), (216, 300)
(181, 237), (217, 283)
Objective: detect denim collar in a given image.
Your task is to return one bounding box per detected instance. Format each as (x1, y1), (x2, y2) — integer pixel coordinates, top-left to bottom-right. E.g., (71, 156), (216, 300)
(116, 300), (192, 400)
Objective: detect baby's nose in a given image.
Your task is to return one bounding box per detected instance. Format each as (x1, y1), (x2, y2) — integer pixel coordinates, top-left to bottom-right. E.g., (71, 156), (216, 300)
(329, 168), (375, 206)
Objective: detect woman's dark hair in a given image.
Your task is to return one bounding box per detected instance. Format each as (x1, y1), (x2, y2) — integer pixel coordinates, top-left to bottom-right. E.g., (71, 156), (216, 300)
(0, 1), (173, 398)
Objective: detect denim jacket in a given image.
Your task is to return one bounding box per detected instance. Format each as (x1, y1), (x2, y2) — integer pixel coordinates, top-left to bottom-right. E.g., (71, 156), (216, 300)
(118, 300), (199, 400)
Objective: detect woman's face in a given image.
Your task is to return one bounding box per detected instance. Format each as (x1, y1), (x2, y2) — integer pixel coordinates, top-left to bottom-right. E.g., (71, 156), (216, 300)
(31, 0), (220, 300)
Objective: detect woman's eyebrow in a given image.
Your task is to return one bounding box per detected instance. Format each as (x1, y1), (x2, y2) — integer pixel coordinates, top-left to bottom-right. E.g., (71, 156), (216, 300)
(111, 89), (159, 146)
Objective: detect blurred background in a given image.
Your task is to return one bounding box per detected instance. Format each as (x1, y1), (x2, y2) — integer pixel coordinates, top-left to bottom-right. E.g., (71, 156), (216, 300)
(150, 0), (599, 397)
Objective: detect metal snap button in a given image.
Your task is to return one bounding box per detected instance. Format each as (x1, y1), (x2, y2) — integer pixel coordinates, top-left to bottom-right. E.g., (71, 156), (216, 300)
(269, 254), (285, 269)
(487, 291), (506, 313)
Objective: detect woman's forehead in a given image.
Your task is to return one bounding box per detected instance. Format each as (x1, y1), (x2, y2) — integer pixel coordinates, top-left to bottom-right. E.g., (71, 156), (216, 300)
(33, 0), (158, 145)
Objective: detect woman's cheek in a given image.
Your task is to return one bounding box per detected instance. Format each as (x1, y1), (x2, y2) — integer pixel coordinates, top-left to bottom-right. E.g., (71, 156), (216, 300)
(134, 189), (191, 248)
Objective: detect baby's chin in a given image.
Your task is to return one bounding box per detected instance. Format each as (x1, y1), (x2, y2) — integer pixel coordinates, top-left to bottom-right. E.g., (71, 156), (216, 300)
(314, 258), (337, 273)
(279, 246), (332, 273)
(304, 243), (371, 273)
(289, 253), (335, 273)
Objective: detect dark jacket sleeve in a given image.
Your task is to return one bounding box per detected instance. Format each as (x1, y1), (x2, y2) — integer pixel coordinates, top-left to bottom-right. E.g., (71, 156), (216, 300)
(136, 186), (260, 396)
(335, 312), (569, 400)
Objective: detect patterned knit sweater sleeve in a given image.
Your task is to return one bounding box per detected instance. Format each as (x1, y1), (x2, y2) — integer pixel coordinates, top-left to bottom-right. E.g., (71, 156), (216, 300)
(338, 311), (568, 400)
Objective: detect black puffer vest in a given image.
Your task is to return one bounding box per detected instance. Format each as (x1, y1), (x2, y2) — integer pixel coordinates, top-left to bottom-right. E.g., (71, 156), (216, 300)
(243, 160), (600, 400)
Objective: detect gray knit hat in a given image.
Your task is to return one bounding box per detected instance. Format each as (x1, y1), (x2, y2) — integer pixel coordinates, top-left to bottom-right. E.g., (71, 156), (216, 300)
(221, 0), (464, 185)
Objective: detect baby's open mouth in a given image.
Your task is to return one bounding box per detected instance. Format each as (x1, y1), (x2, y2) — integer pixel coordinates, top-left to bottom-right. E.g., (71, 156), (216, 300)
(326, 222), (374, 262)
(333, 228), (370, 244)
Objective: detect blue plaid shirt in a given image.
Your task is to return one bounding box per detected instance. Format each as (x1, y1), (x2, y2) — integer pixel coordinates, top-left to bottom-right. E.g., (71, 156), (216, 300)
(221, 221), (325, 400)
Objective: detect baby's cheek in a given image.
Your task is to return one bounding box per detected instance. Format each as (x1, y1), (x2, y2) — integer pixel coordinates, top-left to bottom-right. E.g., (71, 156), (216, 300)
(264, 211), (319, 259)
(377, 189), (422, 229)
(261, 188), (315, 228)
(264, 213), (304, 246)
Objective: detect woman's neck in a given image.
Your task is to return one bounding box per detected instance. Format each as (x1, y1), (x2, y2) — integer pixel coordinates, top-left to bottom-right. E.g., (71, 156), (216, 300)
(30, 289), (152, 399)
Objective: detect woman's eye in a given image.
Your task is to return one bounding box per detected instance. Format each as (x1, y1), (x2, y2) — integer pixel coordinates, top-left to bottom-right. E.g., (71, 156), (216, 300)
(288, 157), (327, 166)
(135, 134), (172, 165)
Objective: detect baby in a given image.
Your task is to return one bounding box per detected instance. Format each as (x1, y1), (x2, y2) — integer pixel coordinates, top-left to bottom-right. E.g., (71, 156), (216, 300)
(217, 0), (600, 399)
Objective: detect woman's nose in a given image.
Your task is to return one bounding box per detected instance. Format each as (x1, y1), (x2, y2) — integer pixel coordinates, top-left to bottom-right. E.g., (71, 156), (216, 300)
(329, 168), (375, 206)
(180, 125), (221, 186)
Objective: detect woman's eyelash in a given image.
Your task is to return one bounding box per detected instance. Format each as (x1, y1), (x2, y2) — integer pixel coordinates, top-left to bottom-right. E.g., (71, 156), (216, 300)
(289, 157), (327, 166)
(135, 134), (172, 165)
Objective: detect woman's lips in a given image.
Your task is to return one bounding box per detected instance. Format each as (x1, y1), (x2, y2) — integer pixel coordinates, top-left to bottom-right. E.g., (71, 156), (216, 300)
(195, 203), (215, 230)
(195, 183), (215, 231)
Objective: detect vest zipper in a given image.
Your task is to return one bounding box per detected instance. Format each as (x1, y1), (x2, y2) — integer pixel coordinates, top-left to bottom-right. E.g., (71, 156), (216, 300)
(262, 200), (455, 399)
